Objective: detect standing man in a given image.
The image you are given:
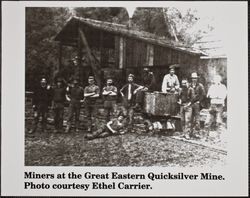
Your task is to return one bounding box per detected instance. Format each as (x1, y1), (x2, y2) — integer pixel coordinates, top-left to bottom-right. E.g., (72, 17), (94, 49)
(178, 79), (194, 139)
(190, 72), (206, 138)
(84, 75), (100, 132)
(133, 67), (156, 111)
(29, 78), (52, 133)
(65, 78), (84, 133)
(102, 78), (118, 121)
(161, 66), (180, 93)
(205, 74), (227, 132)
(52, 77), (66, 133)
(120, 74), (143, 126)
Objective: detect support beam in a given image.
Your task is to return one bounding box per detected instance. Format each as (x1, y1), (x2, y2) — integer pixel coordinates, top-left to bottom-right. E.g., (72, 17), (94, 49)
(77, 31), (83, 82)
(78, 27), (102, 88)
(119, 37), (124, 69)
(58, 42), (62, 71)
(146, 44), (154, 66)
(100, 31), (104, 66)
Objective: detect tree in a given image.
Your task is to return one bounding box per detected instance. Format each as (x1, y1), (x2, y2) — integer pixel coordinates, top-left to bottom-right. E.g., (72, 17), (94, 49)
(26, 7), (71, 90)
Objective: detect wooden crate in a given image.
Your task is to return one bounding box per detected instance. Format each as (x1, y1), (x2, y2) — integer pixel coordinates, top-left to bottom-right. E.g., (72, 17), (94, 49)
(143, 92), (178, 116)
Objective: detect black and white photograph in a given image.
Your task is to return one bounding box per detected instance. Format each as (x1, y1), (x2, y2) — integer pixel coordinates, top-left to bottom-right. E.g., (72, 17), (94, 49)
(25, 6), (228, 167)
(1, 1), (248, 196)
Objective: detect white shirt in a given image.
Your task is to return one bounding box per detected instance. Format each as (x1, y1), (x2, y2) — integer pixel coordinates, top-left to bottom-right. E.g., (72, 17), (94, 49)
(207, 83), (227, 105)
(161, 74), (180, 93)
(128, 84), (132, 100)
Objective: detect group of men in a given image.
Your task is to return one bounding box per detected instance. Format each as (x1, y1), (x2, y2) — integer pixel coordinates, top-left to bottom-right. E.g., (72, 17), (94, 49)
(29, 66), (227, 140)
(29, 68), (155, 135)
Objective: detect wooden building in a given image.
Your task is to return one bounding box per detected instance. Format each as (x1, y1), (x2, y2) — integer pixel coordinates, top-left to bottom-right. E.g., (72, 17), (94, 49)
(55, 16), (206, 90)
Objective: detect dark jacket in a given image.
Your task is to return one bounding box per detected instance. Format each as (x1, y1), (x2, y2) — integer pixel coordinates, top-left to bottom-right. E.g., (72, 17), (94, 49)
(32, 86), (52, 107)
(52, 87), (66, 103)
(120, 82), (140, 105)
(142, 72), (156, 91)
(179, 86), (194, 104)
(67, 86), (84, 103)
(191, 83), (206, 107)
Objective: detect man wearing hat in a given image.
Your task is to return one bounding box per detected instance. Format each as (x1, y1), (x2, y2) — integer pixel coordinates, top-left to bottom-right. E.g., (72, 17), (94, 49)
(52, 77), (66, 133)
(102, 77), (118, 121)
(65, 78), (84, 133)
(120, 74), (143, 126)
(84, 75), (100, 132)
(29, 77), (52, 133)
(190, 72), (206, 138)
(133, 67), (156, 111)
(161, 66), (180, 93)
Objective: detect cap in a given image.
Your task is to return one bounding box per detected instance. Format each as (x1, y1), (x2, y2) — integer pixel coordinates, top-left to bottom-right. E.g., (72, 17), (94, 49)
(191, 72), (199, 78)
(128, 73), (134, 78)
(169, 64), (180, 70)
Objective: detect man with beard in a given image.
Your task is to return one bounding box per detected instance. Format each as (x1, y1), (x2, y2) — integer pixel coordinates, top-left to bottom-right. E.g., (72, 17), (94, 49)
(52, 77), (66, 133)
(133, 67), (156, 111)
(65, 78), (84, 133)
(84, 75), (100, 132)
(102, 78), (118, 121)
(29, 78), (52, 133)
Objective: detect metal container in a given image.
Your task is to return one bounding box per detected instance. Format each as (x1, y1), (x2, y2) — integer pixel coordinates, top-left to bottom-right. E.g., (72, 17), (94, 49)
(143, 92), (178, 116)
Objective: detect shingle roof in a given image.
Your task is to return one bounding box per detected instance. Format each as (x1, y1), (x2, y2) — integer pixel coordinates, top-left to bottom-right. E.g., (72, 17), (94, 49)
(55, 16), (206, 56)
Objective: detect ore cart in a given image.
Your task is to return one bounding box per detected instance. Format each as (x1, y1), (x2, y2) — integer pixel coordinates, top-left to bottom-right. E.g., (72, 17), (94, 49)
(142, 92), (182, 133)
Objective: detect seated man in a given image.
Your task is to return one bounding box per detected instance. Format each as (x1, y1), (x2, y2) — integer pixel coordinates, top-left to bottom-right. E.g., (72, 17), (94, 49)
(85, 114), (127, 140)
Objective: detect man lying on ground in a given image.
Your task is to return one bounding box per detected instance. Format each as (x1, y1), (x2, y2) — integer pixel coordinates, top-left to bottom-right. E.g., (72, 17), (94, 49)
(85, 114), (128, 140)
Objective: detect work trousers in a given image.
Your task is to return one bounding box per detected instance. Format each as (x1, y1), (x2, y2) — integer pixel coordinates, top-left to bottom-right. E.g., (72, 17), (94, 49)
(205, 104), (224, 130)
(32, 104), (48, 132)
(121, 98), (134, 126)
(180, 104), (192, 134)
(67, 102), (81, 129)
(190, 102), (201, 135)
(103, 100), (117, 121)
(85, 102), (96, 129)
(54, 102), (64, 130)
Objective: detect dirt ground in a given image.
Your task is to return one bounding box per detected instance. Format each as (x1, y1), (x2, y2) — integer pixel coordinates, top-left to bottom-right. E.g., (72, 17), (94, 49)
(25, 103), (227, 167)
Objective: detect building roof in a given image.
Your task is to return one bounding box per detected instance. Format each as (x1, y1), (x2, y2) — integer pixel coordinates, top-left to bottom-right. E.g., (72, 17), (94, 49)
(192, 33), (227, 58)
(55, 16), (206, 56)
